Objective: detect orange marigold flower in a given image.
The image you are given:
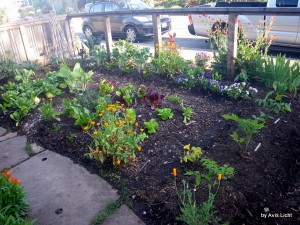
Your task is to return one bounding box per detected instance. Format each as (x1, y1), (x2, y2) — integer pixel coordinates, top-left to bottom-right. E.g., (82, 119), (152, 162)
(90, 121), (96, 125)
(133, 132), (137, 135)
(112, 108), (117, 112)
(135, 122), (139, 127)
(115, 121), (120, 126)
(125, 114), (131, 119)
(101, 110), (105, 113)
(104, 122), (109, 127)
(83, 126), (89, 131)
(217, 173), (222, 181)
(10, 177), (21, 184)
(184, 144), (191, 151)
(98, 113), (103, 117)
(115, 159), (121, 166)
(172, 168), (177, 177)
(4, 170), (11, 177)
(127, 130), (132, 134)
(120, 121), (126, 125)
(137, 146), (142, 151)
(93, 130), (98, 135)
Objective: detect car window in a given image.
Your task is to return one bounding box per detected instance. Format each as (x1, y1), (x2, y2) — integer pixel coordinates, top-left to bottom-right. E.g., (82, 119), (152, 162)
(105, 3), (120, 12)
(122, 0), (152, 10)
(90, 3), (103, 12)
(276, 0), (298, 7)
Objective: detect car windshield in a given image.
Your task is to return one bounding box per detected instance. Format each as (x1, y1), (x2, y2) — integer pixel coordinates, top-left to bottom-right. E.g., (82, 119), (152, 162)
(120, 0), (152, 10)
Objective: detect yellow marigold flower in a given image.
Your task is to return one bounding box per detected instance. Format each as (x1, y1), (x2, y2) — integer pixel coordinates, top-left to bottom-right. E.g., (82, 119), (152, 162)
(137, 146), (142, 151)
(90, 121), (96, 125)
(115, 121), (120, 126)
(101, 110), (105, 113)
(125, 114), (131, 119)
(184, 144), (191, 151)
(93, 130), (98, 135)
(116, 101), (120, 104)
(140, 128), (144, 132)
(217, 173), (222, 181)
(127, 130), (132, 134)
(98, 113), (103, 117)
(133, 132), (137, 135)
(104, 122), (109, 127)
(135, 122), (139, 127)
(172, 168), (177, 177)
(120, 120), (126, 125)
(112, 108), (117, 112)
(83, 126), (89, 131)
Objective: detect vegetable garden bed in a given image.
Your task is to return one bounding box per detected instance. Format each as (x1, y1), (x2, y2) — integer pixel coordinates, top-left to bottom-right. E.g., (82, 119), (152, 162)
(0, 39), (299, 225)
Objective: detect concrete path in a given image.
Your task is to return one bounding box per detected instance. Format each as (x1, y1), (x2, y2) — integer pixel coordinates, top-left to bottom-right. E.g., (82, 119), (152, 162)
(0, 127), (145, 225)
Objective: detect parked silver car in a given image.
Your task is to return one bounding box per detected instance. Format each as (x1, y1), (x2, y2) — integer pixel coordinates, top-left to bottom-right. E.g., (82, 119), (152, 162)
(82, 0), (172, 42)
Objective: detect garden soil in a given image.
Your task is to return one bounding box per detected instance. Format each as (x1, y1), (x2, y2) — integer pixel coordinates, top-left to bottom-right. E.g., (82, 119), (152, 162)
(0, 69), (299, 225)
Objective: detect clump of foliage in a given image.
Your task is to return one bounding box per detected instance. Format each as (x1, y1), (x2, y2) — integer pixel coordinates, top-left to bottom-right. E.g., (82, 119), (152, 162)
(116, 85), (135, 106)
(223, 113), (266, 153)
(0, 170), (34, 224)
(259, 54), (300, 96)
(166, 94), (184, 105)
(180, 144), (202, 163)
(152, 41), (187, 78)
(38, 102), (61, 121)
(257, 81), (292, 113)
(156, 108), (174, 120)
(86, 102), (147, 165)
(176, 157), (234, 225)
(144, 118), (159, 134)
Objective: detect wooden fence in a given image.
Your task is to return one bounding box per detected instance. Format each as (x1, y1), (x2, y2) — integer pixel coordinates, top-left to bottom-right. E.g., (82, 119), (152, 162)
(0, 14), (74, 65)
(67, 7), (300, 79)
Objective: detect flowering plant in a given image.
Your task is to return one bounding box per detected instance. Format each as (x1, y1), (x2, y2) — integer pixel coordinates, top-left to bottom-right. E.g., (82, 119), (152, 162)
(195, 51), (212, 68)
(0, 170), (33, 224)
(86, 101), (147, 165)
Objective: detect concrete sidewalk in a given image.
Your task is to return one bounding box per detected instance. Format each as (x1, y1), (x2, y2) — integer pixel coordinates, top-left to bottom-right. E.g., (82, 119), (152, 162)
(0, 127), (145, 225)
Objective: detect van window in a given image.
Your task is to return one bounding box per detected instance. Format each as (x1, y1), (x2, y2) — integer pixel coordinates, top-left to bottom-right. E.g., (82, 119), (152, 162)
(105, 3), (120, 12)
(91, 3), (104, 12)
(276, 0), (298, 7)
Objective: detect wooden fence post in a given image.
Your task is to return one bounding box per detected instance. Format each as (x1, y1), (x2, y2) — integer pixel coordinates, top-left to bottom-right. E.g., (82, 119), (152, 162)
(227, 13), (238, 80)
(152, 14), (162, 57)
(103, 16), (113, 60)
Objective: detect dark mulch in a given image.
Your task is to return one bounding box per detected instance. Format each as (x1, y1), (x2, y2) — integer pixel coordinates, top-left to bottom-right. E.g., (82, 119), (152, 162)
(0, 68), (299, 225)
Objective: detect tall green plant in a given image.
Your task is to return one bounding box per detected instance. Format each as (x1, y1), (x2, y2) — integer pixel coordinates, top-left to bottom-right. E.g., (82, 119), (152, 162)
(223, 113), (265, 153)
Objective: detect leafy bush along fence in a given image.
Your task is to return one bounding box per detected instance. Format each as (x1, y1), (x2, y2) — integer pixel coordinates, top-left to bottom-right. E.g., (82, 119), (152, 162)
(67, 6), (300, 79)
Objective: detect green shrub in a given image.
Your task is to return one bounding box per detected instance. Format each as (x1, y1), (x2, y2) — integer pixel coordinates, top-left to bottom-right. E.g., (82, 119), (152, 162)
(0, 171), (33, 224)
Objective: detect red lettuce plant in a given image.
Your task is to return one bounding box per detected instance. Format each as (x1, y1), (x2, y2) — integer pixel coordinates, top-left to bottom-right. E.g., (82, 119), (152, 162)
(146, 89), (164, 109)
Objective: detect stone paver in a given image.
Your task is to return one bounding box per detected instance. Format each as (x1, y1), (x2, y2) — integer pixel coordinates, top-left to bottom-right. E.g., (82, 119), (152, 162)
(0, 132), (18, 142)
(12, 150), (119, 225)
(102, 205), (145, 225)
(0, 127), (7, 136)
(30, 143), (45, 154)
(0, 136), (28, 170)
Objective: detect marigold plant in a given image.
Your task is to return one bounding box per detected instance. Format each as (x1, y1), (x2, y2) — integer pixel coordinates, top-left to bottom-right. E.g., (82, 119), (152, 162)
(86, 101), (147, 165)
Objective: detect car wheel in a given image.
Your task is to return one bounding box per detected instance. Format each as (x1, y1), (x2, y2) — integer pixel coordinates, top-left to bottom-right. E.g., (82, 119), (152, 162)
(83, 26), (93, 38)
(125, 26), (138, 42)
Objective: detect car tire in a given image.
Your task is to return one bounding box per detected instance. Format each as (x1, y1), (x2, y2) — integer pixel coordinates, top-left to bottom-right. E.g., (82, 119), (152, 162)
(83, 26), (94, 38)
(125, 26), (138, 43)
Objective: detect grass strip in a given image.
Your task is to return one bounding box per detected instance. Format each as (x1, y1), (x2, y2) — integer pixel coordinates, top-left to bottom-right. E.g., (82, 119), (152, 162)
(90, 200), (121, 225)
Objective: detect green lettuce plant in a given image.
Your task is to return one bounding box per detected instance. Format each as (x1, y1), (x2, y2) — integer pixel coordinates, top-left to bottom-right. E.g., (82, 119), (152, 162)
(144, 118), (159, 134)
(156, 108), (174, 120)
(38, 102), (61, 121)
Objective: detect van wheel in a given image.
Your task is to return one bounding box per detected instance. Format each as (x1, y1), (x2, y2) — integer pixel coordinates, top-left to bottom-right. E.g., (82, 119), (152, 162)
(125, 26), (138, 42)
(83, 26), (93, 38)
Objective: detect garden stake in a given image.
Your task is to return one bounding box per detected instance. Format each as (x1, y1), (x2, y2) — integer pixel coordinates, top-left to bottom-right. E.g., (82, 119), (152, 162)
(274, 118), (280, 124)
(254, 143), (261, 152)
